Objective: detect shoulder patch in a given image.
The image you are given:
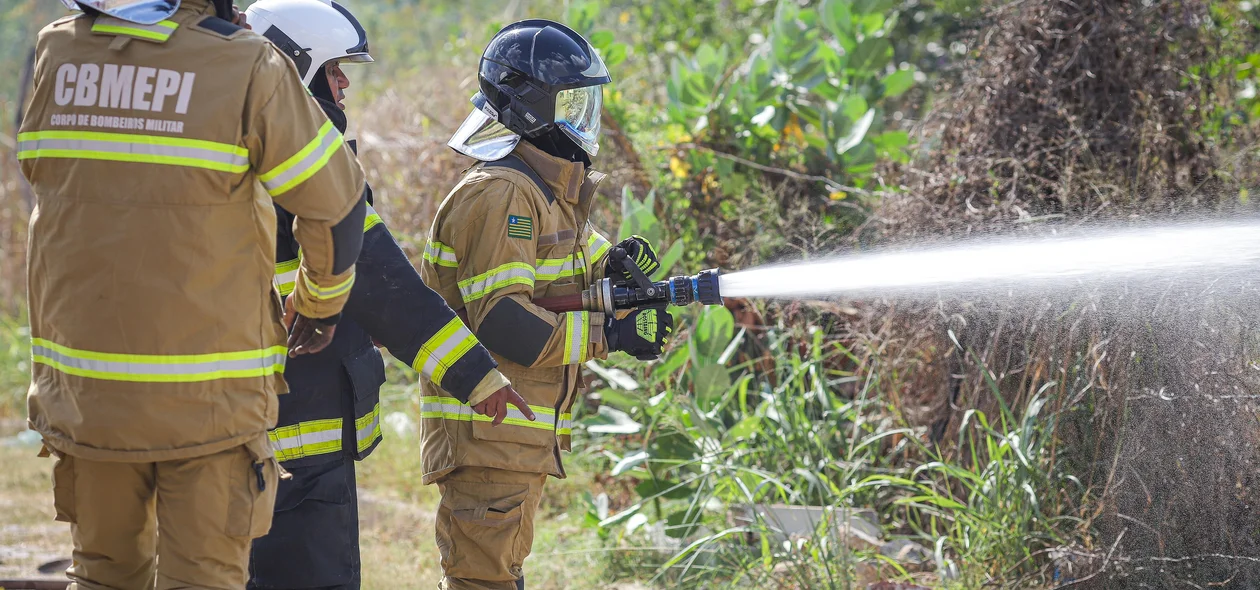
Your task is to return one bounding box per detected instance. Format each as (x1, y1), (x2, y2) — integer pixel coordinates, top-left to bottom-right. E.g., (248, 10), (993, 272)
(193, 16), (244, 39)
(507, 215), (534, 240)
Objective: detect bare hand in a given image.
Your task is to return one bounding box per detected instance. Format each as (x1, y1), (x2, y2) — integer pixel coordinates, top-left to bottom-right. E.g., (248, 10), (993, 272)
(472, 386), (535, 427)
(283, 295), (336, 357)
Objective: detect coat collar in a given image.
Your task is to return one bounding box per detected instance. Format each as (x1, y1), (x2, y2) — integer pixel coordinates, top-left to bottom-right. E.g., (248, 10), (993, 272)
(513, 142), (605, 205)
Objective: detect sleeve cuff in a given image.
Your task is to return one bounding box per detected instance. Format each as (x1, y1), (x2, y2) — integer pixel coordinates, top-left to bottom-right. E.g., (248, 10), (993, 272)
(466, 370), (511, 406)
(587, 312), (608, 360)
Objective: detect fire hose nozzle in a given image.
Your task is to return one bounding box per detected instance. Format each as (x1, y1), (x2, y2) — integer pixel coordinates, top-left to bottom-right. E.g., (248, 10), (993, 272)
(579, 269), (723, 314)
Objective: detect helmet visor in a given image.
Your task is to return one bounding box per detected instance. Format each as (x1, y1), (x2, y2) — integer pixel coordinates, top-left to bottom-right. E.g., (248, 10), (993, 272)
(448, 94), (521, 162)
(58, 0), (180, 25)
(555, 85), (603, 157)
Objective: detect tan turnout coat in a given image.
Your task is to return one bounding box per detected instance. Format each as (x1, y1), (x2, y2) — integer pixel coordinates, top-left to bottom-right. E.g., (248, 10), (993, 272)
(21, 0), (365, 463)
(419, 142), (616, 482)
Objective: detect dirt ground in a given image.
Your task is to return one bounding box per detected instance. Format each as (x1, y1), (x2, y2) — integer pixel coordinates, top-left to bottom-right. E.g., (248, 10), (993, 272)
(0, 416), (631, 590)
(0, 423), (69, 585)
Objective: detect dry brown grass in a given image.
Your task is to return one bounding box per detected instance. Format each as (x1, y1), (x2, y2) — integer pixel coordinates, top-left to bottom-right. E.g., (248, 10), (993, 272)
(851, 0), (1260, 585)
(890, 0), (1257, 235)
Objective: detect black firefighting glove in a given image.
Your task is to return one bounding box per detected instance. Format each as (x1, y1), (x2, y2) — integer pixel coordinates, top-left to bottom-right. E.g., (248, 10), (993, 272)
(606, 235), (660, 283)
(605, 305), (673, 361)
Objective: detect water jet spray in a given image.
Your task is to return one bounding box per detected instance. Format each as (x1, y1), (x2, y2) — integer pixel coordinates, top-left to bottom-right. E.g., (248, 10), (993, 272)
(537, 220), (1260, 313)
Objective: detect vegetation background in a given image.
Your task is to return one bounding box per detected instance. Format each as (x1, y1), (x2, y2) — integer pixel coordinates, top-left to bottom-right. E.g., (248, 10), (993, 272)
(3, 0), (1260, 588)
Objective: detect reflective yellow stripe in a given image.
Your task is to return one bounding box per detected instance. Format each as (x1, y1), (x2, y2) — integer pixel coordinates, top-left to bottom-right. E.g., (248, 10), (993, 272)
(276, 203), (379, 297)
(274, 258), (299, 297)
(558, 412), (573, 436)
(355, 403), (382, 452)
(91, 17), (178, 42)
(412, 317), (478, 386)
(259, 120), (342, 196)
(535, 253), (586, 281)
(418, 396), (556, 432)
(457, 262), (535, 303)
(268, 418), (343, 462)
(588, 231), (612, 262)
(17, 130), (249, 173)
(302, 272), (355, 301)
(31, 338), (286, 383)
(364, 205), (383, 232)
(563, 312), (589, 365)
(424, 240), (458, 268)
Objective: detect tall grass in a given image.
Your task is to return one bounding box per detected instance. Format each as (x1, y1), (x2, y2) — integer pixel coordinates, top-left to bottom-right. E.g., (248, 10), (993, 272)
(574, 302), (1079, 589)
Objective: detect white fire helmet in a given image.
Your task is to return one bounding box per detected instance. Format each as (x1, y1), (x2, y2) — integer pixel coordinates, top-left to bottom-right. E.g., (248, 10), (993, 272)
(245, 0), (373, 88)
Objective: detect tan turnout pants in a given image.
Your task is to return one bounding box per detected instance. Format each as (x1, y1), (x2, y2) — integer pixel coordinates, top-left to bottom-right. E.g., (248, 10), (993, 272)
(49, 436), (280, 590)
(435, 466), (548, 590)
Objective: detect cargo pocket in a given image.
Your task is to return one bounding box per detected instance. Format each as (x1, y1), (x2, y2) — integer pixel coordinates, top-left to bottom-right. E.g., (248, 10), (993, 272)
(344, 346), (386, 460)
(439, 481), (531, 581)
(50, 451), (76, 524)
(470, 365), (556, 448)
(227, 435), (281, 538)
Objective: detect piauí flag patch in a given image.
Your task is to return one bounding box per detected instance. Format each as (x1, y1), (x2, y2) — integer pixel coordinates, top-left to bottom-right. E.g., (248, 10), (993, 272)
(507, 215), (533, 240)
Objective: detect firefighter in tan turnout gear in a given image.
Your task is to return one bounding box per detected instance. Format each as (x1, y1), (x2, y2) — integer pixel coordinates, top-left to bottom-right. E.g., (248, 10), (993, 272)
(21, 0), (367, 587)
(421, 20), (674, 590)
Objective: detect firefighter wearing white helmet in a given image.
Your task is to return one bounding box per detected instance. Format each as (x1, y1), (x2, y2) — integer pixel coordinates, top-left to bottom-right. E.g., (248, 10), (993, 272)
(242, 2), (522, 589)
(245, 0), (372, 105)
(26, 0), (368, 588)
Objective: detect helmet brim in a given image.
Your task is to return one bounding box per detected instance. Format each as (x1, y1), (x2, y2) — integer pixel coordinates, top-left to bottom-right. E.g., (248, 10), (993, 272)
(448, 98), (521, 162)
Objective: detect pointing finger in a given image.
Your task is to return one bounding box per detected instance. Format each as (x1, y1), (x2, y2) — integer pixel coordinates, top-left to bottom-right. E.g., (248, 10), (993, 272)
(508, 390), (535, 421)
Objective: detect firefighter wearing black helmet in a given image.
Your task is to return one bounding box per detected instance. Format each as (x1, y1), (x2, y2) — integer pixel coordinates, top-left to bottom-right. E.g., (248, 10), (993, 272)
(419, 19), (673, 589)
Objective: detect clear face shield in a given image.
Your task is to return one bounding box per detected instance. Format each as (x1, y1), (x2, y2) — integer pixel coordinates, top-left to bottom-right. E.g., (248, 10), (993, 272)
(555, 84), (603, 157)
(447, 94), (521, 162)
(58, 0), (180, 25)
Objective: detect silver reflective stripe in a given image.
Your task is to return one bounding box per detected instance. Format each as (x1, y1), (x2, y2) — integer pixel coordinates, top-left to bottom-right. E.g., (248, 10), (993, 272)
(260, 128), (342, 194)
(17, 137), (248, 169)
(588, 230), (612, 259)
(536, 254), (585, 280)
(274, 269), (297, 288)
(419, 324), (475, 378)
(566, 313), (585, 365)
(425, 241), (458, 266)
(458, 265), (535, 302)
(420, 400), (475, 419)
(357, 413), (380, 445)
(270, 427), (342, 452)
(31, 344), (286, 376)
(558, 417), (573, 434)
(482, 406), (554, 427)
(420, 397), (556, 430)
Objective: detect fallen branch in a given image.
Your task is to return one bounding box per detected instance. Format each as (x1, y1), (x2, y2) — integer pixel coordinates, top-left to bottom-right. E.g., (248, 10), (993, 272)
(1057, 527), (1127, 589)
